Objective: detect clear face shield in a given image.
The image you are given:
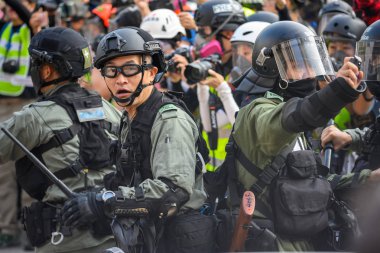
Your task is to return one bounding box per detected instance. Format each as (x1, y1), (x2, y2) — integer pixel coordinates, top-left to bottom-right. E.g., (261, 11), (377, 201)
(318, 12), (337, 35)
(357, 40), (380, 82)
(230, 42), (254, 83)
(273, 36), (336, 83)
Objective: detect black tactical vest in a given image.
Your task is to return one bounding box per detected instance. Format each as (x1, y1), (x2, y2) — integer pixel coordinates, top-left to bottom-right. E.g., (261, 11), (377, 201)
(16, 84), (118, 200)
(116, 88), (209, 189)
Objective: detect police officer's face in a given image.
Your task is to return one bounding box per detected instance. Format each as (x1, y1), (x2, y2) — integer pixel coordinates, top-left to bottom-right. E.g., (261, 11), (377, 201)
(328, 41), (355, 58)
(103, 55), (158, 104)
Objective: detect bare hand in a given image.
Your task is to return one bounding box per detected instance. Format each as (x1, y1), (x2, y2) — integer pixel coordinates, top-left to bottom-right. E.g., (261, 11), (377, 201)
(275, 0), (287, 9)
(336, 57), (364, 90)
(321, 125), (352, 151)
(199, 69), (224, 89)
(134, 0), (150, 17)
(178, 12), (197, 30)
(29, 8), (47, 34)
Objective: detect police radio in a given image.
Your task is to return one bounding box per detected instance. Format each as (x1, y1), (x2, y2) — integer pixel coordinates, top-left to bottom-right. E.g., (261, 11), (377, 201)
(350, 56), (366, 92)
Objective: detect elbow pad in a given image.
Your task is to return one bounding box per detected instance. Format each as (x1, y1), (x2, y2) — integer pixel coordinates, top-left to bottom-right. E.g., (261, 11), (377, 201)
(282, 77), (361, 133)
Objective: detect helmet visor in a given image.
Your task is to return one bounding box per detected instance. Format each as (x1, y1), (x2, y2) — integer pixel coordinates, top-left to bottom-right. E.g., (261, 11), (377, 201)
(357, 40), (380, 81)
(318, 12), (336, 35)
(230, 42), (253, 83)
(273, 36), (335, 82)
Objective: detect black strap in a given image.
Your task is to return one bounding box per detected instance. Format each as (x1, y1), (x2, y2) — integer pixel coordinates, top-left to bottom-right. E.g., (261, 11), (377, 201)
(53, 158), (85, 181)
(232, 137), (296, 196)
(31, 124), (81, 156)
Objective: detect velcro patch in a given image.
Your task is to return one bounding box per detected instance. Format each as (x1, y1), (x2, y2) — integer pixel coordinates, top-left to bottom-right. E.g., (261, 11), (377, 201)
(159, 104), (178, 120)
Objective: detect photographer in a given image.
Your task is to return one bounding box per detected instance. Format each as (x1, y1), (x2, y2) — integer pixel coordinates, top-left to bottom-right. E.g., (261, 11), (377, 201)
(140, 8), (199, 113)
(189, 0), (246, 173)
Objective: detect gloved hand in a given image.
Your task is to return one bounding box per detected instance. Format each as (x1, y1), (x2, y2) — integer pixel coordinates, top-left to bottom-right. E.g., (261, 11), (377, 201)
(62, 192), (106, 228)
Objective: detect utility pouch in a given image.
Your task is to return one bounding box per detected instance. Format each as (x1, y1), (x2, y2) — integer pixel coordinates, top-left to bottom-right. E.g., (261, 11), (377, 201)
(22, 202), (57, 247)
(162, 211), (216, 253)
(271, 150), (332, 238)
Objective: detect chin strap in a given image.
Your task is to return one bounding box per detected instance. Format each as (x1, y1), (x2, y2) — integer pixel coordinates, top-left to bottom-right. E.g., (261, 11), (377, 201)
(104, 55), (154, 107)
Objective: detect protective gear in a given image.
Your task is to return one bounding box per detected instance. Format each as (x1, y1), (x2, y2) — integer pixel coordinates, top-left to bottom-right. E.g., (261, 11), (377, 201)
(62, 192), (107, 228)
(94, 27), (167, 105)
(230, 21), (270, 83)
(109, 5), (142, 31)
(15, 84), (118, 200)
(317, 0), (355, 35)
(247, 11), (279, 23)
(252, 21), (334, 89)
(195, 0), (246, 32)
(28, 27), (92, 94)
(230, 21), (270, 44)
(272, 36), (335, 83)
(277, 78), (317, 101)
(140, 9), (186, 40)
(356, 20), (380, 98)
(323, 14), (367, 43)
(58, 1), (88, 22)
(112, 89), (208, 190)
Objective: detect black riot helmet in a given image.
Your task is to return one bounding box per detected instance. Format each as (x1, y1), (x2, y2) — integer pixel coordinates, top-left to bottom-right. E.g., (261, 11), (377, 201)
(356, 20), (380, 98)
(195, 0), (246, 32)
(251, 21), (335, 90)
(247, 11), (279, 24)
(28, 27), (92, 94)
(317, 0), (355, 35)
(323, 15), (367, 43)
(94, 27), (166, 105)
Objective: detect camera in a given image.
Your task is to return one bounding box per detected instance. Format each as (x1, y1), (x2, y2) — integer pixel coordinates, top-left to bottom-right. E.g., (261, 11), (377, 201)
(165, 47), (193, 73)
(184, 54), (221, 84)
(2, 59), (20, 74)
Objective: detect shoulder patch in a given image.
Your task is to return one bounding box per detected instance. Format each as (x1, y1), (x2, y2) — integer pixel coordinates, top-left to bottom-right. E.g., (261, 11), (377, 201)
(159, 104), (178, 113)
(264, 91), (284, 102)
(159, 104), (178, 120)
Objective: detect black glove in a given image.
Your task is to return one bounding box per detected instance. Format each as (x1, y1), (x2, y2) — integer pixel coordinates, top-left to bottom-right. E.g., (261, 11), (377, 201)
(62, 192), (106, 228)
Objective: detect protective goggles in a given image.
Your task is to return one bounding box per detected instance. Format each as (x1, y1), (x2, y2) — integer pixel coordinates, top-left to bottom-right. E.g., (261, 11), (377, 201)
(101, 63), (152, 78)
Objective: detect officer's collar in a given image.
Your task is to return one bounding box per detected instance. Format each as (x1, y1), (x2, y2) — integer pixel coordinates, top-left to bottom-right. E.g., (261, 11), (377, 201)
(264, 91), (284, 102)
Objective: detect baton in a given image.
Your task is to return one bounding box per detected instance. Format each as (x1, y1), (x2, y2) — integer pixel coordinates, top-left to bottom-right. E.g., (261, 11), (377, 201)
(323, 119), (335, 169)
(1, 127), (77, 198)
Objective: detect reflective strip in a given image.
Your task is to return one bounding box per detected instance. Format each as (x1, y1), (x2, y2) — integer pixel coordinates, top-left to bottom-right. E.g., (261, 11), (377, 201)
(206, 156), (225, 172)
(0, 23), (31, 96)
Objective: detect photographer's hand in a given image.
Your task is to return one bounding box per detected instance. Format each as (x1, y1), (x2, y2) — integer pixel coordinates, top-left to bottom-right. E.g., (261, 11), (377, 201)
(200, 69), (225, 89)
(134, 0), (151, 17)
(172, 54), (189, 82)
(178, 12), (197, 30)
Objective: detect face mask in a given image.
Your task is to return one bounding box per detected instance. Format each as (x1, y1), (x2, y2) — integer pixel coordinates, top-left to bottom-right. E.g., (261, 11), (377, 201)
(281, 78), (317, 100)
(331, 50), (347, 70)
(199, 39), (223, 58)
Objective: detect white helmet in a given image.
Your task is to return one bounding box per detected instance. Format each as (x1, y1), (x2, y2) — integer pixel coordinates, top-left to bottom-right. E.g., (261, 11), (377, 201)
(140, 9), (186, 40)
(230, 21), (270, 45)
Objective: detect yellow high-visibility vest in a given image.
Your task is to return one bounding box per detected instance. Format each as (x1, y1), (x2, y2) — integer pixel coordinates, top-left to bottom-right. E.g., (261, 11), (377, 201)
(0, 23), (32, 96)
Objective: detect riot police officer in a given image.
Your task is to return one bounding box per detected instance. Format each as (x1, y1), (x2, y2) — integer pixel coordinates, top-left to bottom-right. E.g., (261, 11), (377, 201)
(225, 20), (370, 251)
(0, 27), (121, 252)
(61, 27), (213, 253)
(322, 19), (380, 173)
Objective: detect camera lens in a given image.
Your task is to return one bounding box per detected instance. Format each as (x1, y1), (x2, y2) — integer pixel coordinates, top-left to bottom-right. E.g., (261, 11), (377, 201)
(184, 61), (213, 84)
(2, 60), (20, 74)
